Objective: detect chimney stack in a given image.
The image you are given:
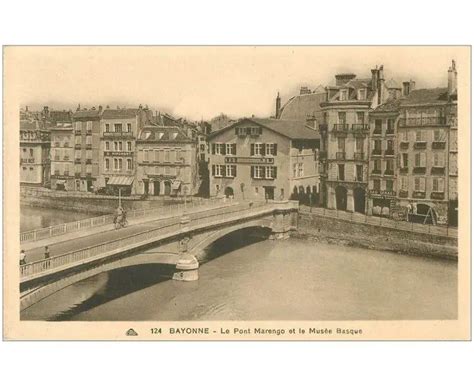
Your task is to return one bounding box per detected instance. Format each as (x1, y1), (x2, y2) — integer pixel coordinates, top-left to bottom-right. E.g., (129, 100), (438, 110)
(402, 80), (415, 97)
(371, 66), (378, 91)
(448, 60), (457, 96)
(275, 92), (281, 118)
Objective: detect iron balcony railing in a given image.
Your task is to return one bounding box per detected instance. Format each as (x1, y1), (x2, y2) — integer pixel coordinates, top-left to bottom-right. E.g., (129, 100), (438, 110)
(372, 149), (382, 156)
(431, 192), (445, 200)
(353, 152), (364, 160)
(398, 190), (408, 198)
(399, 117), (447, 127)
(385, 149), (395, 156)
(399, 141), (409, 149)
(412, 191), (426, 198)
(351, 124), (369, 131)
(414, 141), (427, 149)
(432, 141), (446, 149)
(431, 167), (446, 175)
(336, 152), (346, 160)
(333, 124), (349, 132)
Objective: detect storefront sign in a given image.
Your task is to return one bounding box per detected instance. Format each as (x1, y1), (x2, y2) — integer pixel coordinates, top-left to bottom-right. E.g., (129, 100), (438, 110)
(104, 151), (134, 157)
(225, 157), (274, 164)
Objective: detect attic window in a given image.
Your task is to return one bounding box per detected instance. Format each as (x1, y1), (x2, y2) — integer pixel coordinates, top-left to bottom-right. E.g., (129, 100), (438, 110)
(170, 132), (178, 140)
(157, 132), (164, 140)
(358, 89), (366, 100)
(144, 131), (151, 139)
(340, 89), (348, 101)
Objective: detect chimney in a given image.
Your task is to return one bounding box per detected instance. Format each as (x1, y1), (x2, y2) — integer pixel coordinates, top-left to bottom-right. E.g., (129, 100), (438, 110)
(377, 65), (384, 105)
(275, 92), (281, 118)
(25, 105), (29, 112)
(335, 73), (356, 86)
(43, 106), (49, 117)
(300, 86), (311, 95)
(76, 103), (81, 111)
(448, 60), (457, 96)
(98, 105), (103, 113)
(371, 66), (378, 91)
(402, 80), (415, 97)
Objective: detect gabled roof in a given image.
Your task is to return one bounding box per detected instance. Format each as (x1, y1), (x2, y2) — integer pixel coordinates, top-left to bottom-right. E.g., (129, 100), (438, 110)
(137, 125), (193, 143)
(102, 108), (139, 119)
(328, 77), (375, 102)
(73, 109), (101, 120)
(20, 120), (39, 131)
(279, 92), (326, 121)
(209, 117), (319, 140)
(400, 88), (449, 106)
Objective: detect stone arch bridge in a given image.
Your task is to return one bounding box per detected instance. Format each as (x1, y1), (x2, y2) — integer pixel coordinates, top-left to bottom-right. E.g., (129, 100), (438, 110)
(20, 200), (298, 311)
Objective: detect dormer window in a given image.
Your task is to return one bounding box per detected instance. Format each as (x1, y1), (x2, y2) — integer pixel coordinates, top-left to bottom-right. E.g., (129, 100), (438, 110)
(358, 89), (367, 100)
(144, 131), (151, 139)
(157, 132), (164, 140)
(340, 89), (348, 101)
(170, 132), (178, 140)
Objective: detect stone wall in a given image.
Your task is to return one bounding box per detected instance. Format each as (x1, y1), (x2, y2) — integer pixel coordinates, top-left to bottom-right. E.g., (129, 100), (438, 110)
(296, 212), (457, 260)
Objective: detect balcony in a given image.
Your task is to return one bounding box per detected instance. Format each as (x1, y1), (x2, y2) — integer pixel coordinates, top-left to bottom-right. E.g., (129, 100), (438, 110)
(399, 167), (409, 174)
(75, 144), (82, 149)
(414, 141), (427, 149)
(413, 167), (426, 174)
(354, 152), (364, 160)
(20, 158), (35, 163)
(64, 143), (70, 148)
(412, 191), (426, 199)
(86, 159), (92, 164)
(336, 152), (346, 160)
(399, 190), (408, 198)
(75, 158), (81, 163)
(63, 156), (70, 161)
(384, 149), (395, 156)
(371, 169), (382, 175)
(332, 124), (349, 132)
(351, 124), (369, 132)
(399, 117), (447, 127)
(319, 124), (328, 132)
(384, 170), (394, 176)
(431, 167), (445, 175)
(373, 128), (382, 136)
(75, 172), (81, 178)
(431, 192), (445, 200)
(399, 141), (409, 149)
(74, 129), (81, 135)
(386, 129), (395, 135)
(372, 149), (382, 156)
(432, 141), (446, 149)
(102, 132), (134, 139)
(85, 144), (92, 150)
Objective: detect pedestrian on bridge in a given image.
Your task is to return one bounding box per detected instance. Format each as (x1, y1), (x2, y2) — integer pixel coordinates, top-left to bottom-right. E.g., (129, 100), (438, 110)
(43, 246), (50, 270)
(20, 250), (26, 266)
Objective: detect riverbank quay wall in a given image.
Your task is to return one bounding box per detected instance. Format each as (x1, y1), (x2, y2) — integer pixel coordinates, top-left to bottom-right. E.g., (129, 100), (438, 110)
(20, 186), (204, 214)
(296, 211), (457, 260)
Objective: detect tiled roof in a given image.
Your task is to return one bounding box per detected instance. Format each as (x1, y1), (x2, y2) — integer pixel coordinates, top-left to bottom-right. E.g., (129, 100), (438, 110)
(400, 88), (449, 106)
(73, 109), (101, 119)
(102, 109), (139, 119)
(279, 92), (326, 121)
(137, 125), (193, 143)
(209, 118), (320, 140)
(20, 120), (39, 131)
(385, 78), (400, 89)
(49, 111), (72, 122)
(372, 98), (402, 113)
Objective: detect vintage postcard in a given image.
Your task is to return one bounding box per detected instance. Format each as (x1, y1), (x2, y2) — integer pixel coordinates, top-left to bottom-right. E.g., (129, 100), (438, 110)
(3, 46), (471, 340)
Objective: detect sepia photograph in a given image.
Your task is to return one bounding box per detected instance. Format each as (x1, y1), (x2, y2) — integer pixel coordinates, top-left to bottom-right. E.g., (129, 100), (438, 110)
(3, 45), (470, 340)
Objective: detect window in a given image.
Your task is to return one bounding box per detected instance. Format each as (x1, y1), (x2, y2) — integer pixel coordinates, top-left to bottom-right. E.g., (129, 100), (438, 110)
(75, 122), (82, 131)
(154, 150), (159, 162)
(358, 89), (366, 100)
(433, 152), (445, 167)
(386, 140), (394, 152)
(374, 159), (381, 172)
(118, 142), (123, 151)
(433, 129), (445, 142)
(225, 143), (235, 155)
(386, 160), (394, 173)
(86, 150), (92, 159)
(416, 130), (424, 142)
(86, 121), (92, 131)
(355, 138), (364, 151)
(118, 159), (123, 170)
(265, 143), (277, 156)
(86, 164), (92, 174)
(105, 158), (110, 170)
(164, 150), (170, 162)
(340, 90), (348, 101)
(337, 138), (345, 151)
(127, 159), (133, 170)
(373, 139), (382, 151)
(374, 119), (382, 132)
(356, 112), (365, 124)
(387, 119), (395, 132)
(401, 153), (408, 167)
(373, 179), (381, 191)
(386, 180), (393, 192)
(158, 150), (164, 162)
(213, 164), (224, 177)
(250, 127), (262, 136)
(414, 152), (426, 167)
(105, 123), (110, 133)
(164, 166), (171, 175)
(114, 158), (119, 170)
(114, 123), (122, 132)
(265, 166), (277, 179)
(105, 141), (110, 151)
(144, 150), (149, 162)
(432, 177), (444, 192)
(86, 135), (92, 145)
(414, 177), (426, 191)
(356, 165), (363, 181)
(401, 130), (408, 141)
(298, 163), (304, 177)
(212, 143), (225, 155)
(338, 164), (345, 180)
(293, 163), (298, 178)
(254, 143), (263, 156)
(126, 123), (132, 132)
(114, 141), (118, 151)
(29, 148), (34, 157)
(252, 166), (264, 179)
(225, 165), (237, 177)
(338, 112), (346, 124)
(236, 127), (247, 136)
(400, 176), (408, 190)
(255, 187), (259, 194)
(127, 141), (132, 151)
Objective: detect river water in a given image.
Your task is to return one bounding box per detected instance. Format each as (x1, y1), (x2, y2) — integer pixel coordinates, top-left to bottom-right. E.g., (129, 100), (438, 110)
(20, 207), (457, 321)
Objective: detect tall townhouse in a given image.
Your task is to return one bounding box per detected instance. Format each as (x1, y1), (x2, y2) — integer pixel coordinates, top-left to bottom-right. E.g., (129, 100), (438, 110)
(447, 61), (458, 226)
(319, 66), (391, 213)
(208, 118), (319, 202)
(19, 118), (50, 187)
(98, 106), (151, 196)
(72, 106), (102, 192)
(136, 125), (199, 196)
(50, 121), (74, 191)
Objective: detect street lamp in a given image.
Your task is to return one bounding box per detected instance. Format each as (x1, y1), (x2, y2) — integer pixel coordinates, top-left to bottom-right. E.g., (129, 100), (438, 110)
(118, 187), (122, 208)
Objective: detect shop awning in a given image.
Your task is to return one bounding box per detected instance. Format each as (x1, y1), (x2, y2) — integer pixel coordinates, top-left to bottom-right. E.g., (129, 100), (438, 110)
(171, 180), (182, 190)
(107, 176), (134, 186)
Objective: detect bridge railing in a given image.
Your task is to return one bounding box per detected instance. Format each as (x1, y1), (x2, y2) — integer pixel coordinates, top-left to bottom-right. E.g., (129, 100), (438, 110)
(20, 197), (228, 244)
(20, 200), (295, 280)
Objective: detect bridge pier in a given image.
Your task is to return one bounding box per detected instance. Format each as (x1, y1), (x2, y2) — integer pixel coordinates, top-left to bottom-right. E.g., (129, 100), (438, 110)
(173, 253), (199, 281)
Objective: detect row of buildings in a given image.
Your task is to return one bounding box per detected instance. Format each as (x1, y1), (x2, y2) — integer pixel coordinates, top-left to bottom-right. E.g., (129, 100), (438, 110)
(20, 60), (458, 226)
(207, 61), (458, 226)
(20, 105), (207, 197)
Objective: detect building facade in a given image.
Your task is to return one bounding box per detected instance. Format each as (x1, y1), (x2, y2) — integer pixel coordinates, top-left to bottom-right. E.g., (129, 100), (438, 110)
(319, 67), (390, 213)
(20, 119), (50, 186)
(208, 118), (320, 202)
(72, 107), (102, 192)
(50, 122), (75, 191)
(98, 107), (151, 195)
(136, 125), (199, 196)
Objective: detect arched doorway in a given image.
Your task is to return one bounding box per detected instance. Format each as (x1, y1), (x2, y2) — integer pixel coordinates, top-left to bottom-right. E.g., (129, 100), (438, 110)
(353, 187), (366, 214)
(163, 181), (171, 196)
(224, 186), (234, 198)
(413, 203), (438, 225)
(153, 181), (160, 196)
(335, 185), (347, 211)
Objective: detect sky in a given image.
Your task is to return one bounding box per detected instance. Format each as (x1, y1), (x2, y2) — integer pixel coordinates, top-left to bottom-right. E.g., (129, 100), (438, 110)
(7, 46), (463, 121)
